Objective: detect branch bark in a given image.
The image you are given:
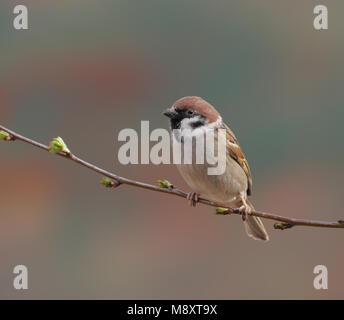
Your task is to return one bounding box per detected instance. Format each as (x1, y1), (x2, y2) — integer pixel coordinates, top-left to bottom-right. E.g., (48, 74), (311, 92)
(1, 124), (344, 231)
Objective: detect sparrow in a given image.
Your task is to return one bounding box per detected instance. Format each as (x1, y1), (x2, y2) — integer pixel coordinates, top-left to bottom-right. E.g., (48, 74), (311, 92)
(163, 96), (269, 241)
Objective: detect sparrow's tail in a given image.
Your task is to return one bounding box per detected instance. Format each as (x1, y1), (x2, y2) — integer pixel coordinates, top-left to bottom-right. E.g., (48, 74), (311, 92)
(243, 199), (269, 241)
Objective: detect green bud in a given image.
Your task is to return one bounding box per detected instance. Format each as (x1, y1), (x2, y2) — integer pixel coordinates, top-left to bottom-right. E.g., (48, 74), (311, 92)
(0, 130), (11, 141)
(274, 222), (293, 230)
(100, 177), (121, 188)
(215, 207), (229, 214)
(157, 179), (174, 189)
(100, 177), (113, 187)
(48, 137), (70, 154)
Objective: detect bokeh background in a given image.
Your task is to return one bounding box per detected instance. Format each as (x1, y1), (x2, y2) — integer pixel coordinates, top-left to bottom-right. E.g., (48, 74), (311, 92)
(1, 0), (343, 299)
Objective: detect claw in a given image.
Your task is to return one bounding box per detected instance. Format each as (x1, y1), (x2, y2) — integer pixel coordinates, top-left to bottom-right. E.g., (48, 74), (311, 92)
(186, 192), (199, 207)
(239, 203), (252, 221)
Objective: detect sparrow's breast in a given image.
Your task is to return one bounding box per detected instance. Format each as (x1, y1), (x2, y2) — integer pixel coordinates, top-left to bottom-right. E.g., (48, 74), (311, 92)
(176, 154), (248, 203)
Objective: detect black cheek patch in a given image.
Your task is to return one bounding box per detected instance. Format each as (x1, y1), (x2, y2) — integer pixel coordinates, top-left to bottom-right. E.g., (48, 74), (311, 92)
(190, 120), (205, 129)
(190, 115), (206, 129)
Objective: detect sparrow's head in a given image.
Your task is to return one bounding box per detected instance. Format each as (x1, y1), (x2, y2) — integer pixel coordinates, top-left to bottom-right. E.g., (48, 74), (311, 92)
(163, 96), (221, 130)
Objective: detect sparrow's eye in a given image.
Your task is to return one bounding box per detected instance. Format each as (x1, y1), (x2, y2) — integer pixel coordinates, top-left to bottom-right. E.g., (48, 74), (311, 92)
(186, 109), (195, 116)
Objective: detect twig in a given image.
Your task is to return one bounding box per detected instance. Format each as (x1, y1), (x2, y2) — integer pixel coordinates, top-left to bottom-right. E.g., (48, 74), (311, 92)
(1, 124), (344, 231)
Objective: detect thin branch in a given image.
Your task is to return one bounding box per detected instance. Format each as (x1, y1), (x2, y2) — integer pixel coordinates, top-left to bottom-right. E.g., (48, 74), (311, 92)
(1, 124), (344, 230)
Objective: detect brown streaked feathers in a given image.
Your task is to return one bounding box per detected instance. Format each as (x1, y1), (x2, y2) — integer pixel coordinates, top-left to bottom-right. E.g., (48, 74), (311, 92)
(221, 123), (253, 196)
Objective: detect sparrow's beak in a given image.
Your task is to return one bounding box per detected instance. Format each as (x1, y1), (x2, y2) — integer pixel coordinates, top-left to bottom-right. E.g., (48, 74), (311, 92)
(163, 108), (179, 119)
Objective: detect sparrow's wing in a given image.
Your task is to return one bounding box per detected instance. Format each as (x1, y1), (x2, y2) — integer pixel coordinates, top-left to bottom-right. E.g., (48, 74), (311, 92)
(221, 123), (253, 196)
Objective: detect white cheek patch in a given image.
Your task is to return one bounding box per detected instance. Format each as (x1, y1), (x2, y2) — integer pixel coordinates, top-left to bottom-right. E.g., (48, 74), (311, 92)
(179, 117), (193, 130)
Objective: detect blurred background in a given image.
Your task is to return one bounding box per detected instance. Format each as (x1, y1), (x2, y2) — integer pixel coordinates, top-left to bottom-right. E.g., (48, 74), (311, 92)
(0, 0), (343, 299)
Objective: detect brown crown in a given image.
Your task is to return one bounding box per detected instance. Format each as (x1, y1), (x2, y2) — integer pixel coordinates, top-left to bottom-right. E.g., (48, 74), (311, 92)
(172, 96), (220, 123)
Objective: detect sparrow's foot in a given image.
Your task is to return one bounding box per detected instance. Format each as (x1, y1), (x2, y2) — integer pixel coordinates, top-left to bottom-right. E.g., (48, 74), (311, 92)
(186, 192), (199, 207)
(239, 203), (252, 221)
